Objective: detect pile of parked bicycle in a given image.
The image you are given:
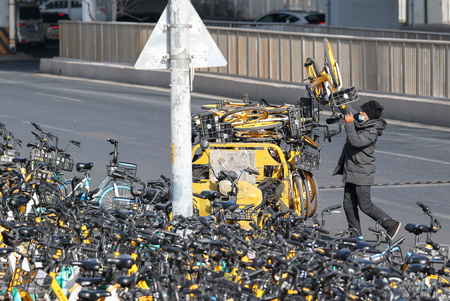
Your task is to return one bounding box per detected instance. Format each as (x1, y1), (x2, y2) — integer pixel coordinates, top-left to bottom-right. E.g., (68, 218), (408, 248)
(0, 121), (446, 300)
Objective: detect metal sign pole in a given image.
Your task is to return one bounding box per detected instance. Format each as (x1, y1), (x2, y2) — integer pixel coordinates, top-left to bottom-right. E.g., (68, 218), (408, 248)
(169, 0), (193, 217)
(134, 0), (226, 218)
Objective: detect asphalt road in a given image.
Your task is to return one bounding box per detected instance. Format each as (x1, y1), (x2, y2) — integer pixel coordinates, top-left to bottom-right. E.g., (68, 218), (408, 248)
(1, 54), (450, 252)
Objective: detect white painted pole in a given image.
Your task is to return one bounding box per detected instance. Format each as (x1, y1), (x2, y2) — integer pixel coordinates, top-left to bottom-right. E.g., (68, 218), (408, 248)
(8, 0), (16, 52)
(169, 0), (193, 217)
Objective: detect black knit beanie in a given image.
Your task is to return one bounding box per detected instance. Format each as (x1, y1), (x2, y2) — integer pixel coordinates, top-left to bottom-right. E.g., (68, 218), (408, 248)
(361, 100), (384, 119)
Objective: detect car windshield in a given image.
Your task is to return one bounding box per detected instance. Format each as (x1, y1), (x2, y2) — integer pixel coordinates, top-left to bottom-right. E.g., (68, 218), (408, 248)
(19, 7), (41, 19)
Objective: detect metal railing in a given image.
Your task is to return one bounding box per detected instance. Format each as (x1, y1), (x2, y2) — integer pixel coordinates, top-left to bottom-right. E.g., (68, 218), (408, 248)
(60, 21), (450, 99)
(203, 21), (450, 41)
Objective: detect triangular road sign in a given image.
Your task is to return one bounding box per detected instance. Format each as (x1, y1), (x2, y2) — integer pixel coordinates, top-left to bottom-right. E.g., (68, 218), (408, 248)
(135, 2), (227, 70)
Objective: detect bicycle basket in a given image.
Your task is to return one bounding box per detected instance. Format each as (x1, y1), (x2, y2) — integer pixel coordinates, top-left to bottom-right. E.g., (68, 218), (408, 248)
(0, 149), (20, 163)
(224, 205), (254, 221)
(33, 169), (54, 185)
(0, 262), (13, 291)
(217, 122), (233, 143)
(199, 112), (218, 141)
(329, 86), (359, 108)
(288, 108), (308, 138)
(55, 155), (74, 172)
(112, 197), (137, 210)
(15, 269), (53, 294)
(106, 162), (137, 177)
(30, 149), (56, 164)
(294, 150), (321, 171)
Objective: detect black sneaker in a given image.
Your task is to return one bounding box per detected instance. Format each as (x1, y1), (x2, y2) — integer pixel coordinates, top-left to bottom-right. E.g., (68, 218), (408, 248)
(387, 221), (401, 240)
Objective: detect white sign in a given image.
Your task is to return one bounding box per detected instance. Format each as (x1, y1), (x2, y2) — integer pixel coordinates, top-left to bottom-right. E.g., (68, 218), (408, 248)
(134, 1), (227, 70)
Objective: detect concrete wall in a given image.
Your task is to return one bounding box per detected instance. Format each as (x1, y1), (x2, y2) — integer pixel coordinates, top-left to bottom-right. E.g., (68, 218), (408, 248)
(329, 0), (399, 29)
(0, 1), (8, 27)
(40, 58), (450, 128)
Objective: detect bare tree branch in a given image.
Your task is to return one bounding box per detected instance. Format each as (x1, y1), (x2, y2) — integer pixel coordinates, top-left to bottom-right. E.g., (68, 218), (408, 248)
(81, 0), (96, 21)
(103, 0), (147, 22)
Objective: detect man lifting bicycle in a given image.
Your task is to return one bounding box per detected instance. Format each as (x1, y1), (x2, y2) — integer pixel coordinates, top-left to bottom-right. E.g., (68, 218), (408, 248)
(332, 100), (401, 240)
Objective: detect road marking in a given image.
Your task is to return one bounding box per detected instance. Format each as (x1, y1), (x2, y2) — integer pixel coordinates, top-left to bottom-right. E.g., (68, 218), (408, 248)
(22, 121), (74, 133)
(34, 92), (83, 102)
(377, 150), (450, 165)
(320, 180), (450, 190)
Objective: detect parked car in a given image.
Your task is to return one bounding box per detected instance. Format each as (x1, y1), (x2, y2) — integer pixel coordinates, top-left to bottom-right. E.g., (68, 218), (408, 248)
(39, 0), (107, 21)
(255, 10), (326, 25)
(42, 12), (70, 44)
(16, 2), (45, 48)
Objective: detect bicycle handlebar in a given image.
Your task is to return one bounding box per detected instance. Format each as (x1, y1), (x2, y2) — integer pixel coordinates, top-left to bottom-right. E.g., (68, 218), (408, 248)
(417, 202), (431, 216)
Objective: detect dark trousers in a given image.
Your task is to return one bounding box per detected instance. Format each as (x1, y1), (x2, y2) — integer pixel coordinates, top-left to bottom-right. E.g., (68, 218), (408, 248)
(343, 183), (394, 236)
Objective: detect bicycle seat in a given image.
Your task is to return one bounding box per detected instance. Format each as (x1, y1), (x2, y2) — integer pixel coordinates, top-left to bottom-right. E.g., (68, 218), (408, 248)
(212, 200), (238, 210)
(105, 254), (135, 270)
(116, 274), (136, 287)
(142, 188), (166, 203)
(8, 194), (29, 207)
(0, 248), (14, 257)
(404, 223), (431, 235)
(12, 157), (28, 164)
(199, 190), (221, 201)
(405, 253), (429, 265)
(154, 202), (172, 214)
(76, 277), (107, 286)
(18, 227), (40, 237)
(334, 248), (351, 261)
(50, 234), (73, 246)
(77, 289), (111, 301)
(0, 220), (28, 230)
(371, 267), (395, 278)
(407, 263), (435, 274)
(71, 259), (102, 271)
(76, 162), (94, 172)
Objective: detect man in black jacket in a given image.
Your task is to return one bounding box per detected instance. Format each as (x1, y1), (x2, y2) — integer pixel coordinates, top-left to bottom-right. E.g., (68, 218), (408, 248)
(333, 100), (401, 239)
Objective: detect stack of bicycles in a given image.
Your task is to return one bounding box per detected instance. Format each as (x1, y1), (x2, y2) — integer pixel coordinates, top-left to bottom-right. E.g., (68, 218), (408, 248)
(0, 122), (447, 300)
(0, 197), (447, 300)
(191, 38), (360, 223)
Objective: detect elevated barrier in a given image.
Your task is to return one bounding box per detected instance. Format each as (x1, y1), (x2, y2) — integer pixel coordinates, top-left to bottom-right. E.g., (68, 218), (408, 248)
(59, 21), (450, 101)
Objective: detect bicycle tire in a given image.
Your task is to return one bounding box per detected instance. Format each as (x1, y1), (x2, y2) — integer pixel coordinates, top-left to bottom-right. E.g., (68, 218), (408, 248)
(324, 38), (341, 89)
(233, 120), (284, 132)
(301, 171), (319, 217)
(201, 101), (251, 111)
(235, 131), (283, 142)
(219, 107), (269, 124)
(291, 172), (306, 219)
(193, 166), (209, 179)
(97, 184), (132, 209)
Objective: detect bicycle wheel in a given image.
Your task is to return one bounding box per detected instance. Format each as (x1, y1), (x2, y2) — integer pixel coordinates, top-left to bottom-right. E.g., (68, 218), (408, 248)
(201, 101), (251, 111)
(301, 171), (319, 217)
(324, 38), (342, 90)
(233, 119), (284, 132)
(219, 107), (269, 124)
(235, 130), (283, 142)
(97, 184), (132, 209)
(291, 172), (306, 219)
